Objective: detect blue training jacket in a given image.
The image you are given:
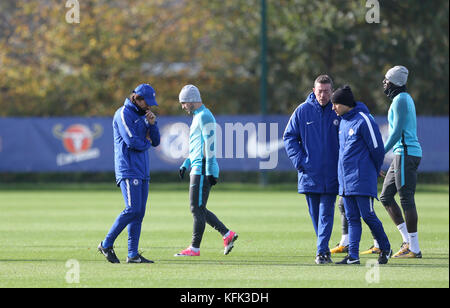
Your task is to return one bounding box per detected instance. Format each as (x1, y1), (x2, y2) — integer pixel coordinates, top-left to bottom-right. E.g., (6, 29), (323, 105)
(338, 102), (384, 198)
(113, 98), (160, 184)
(384, 92), (422, 157)
(180, 105), (219, 178)
(283, 92), (340, 194)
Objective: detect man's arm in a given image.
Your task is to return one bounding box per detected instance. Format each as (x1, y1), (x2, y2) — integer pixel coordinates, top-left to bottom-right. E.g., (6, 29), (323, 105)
(145, 110), (160, 147)
(384, 97), (408, 153)
(283, 108), (305, 171)
(358, 113), (385, 174)
(200, 114), (219, 179)
(117, 108), (152, 151)
(146, 123), (160, 147)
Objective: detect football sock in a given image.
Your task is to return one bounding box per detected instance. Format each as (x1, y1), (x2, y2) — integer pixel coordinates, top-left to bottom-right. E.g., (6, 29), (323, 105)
(396, 222), (409, 243)
(339, 234), (349, 247)
(408, 232), (420, 254)
(190, 246), (200, 252)
(373, 239), (379, 249)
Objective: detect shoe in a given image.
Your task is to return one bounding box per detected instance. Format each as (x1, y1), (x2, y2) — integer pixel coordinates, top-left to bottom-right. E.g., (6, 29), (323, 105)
(378, 249), (393, 264)
(394, 248), (422, 259)
(174, 247), (200, 257)
(223, 231), (238, 255)
(330, 244), (348, 254)
(335, 255), (360, 265)
(393, 242), (410, 258)
(315, 253), (333, 264)
(126, 253), (154, 263)
(98, 242), (120, 263)
(360, 245), (381, 255)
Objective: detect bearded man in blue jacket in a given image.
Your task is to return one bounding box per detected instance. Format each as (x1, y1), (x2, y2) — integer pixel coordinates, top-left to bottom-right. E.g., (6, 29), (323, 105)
(283, 75), (340, 264)
(331, 85), (391, 265)
(98, 84), (160, 264)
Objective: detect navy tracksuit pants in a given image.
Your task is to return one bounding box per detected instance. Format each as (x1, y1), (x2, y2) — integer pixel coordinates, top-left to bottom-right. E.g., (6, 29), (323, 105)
(305, 194), (336, 255)
(343, 195), (390, 259)
(103, 179), (149, 258)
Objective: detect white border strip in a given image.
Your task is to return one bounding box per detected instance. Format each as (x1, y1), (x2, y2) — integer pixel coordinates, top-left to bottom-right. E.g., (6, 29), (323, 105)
(359, 112), (378, 149)
(121, 107), (133, 138)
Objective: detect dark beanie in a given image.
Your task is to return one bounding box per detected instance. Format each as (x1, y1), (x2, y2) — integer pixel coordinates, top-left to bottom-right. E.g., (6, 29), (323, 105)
(332, 85), (356, 107)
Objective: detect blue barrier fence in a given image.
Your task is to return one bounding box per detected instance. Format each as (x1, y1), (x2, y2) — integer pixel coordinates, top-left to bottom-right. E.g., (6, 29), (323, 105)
(0, 116), (448, 172)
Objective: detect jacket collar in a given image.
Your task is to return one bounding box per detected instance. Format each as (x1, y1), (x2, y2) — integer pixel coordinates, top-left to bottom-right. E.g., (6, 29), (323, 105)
(307, 92), (331, 111)
(193, 104), (206, 115)
(341, 101), (371, 120)
(341, 106), (360, 120)
(124, 98), (145, 115)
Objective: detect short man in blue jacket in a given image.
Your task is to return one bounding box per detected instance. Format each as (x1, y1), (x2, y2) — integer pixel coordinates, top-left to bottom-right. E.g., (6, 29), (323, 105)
(98, 84), (160, 263)
(283, 75), (340, 264)
(331, 85), (391, 265)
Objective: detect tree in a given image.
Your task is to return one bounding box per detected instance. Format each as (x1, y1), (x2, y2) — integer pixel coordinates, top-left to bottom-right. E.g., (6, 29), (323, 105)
(0, 0), (448, 116)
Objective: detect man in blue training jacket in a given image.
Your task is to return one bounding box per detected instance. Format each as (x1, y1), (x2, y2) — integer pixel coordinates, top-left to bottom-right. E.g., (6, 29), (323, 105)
(98, 83), (160, 264)
(175, 84), (238, 257)
(380, 65), (423, 258)
(283, 75), (340, 264)
(331, 85), (391, 265)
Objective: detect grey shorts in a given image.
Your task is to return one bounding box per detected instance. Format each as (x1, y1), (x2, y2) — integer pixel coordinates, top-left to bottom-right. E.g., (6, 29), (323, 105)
(380, 154), (421, 210)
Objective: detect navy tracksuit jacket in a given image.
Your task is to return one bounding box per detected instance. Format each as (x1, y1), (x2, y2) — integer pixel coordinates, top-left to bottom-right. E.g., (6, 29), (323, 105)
(283, 92), (340, 255)
(338, 102), (390, 258)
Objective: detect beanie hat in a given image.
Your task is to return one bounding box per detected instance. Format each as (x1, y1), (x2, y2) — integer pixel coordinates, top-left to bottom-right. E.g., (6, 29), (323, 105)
(385, 65), (408, 86)
(179, 84), (202, 103)
(332, 85), (356, 107)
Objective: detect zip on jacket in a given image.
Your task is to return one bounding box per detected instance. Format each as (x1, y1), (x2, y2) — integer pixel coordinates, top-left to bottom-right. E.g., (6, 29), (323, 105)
(113, 98), (160, 184)
(338, 102), (384, 199)
(283, 92), (340, 194)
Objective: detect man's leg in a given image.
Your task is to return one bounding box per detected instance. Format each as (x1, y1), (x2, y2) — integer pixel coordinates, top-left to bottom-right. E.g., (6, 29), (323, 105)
(397, 155), (422, 256)
(305, 194), (320, 237)
(339, 197), (349, 245)
(343, 196), (362, 260)
(331, 197), (349, 253)
(127, 179), (148, 258)
(317, 194), (336, 255)
(200, 175), (229, 236)
(380, 157), (409, 244)
(356, 196), (390, 253)
(189, 174), (231, 248)
(189, 174), (207, 249)
(103, 179), (142, 249)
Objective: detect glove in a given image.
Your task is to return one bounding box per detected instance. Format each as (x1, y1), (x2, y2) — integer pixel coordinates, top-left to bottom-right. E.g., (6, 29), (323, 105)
(207, 175), (218, 186)
(179, 167), (186, 180)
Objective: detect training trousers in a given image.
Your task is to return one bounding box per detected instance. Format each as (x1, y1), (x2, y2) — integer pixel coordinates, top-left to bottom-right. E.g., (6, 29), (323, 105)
(304, 193), (336, 255)
(343, 195), (390, 259)
(103, 178), (149, 258)
(189, 174), (228, 248)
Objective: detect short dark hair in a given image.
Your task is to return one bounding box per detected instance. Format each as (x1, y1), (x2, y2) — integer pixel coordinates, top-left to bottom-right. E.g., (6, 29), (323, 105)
(314, 75), (333, 88)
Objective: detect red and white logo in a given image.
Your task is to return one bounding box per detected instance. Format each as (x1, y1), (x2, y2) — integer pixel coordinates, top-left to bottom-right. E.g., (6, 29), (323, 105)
(53, 124), (103, 166)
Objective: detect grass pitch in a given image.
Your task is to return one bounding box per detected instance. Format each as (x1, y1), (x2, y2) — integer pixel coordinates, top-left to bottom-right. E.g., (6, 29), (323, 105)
(0, 183), (448, 288)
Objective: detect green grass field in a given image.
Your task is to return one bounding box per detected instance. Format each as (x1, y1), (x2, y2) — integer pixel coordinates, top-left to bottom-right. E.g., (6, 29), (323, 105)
(0, 183), (448, 288)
